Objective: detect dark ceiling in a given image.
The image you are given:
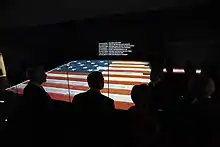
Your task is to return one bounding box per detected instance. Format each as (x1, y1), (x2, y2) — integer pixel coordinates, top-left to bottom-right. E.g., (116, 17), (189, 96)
(0, 0), (208, 28)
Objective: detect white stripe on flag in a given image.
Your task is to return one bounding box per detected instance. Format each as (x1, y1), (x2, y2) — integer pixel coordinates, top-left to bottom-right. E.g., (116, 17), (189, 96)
(46, 79), (134, 90)
(112, 61), (148, 64)
(110, 64), (150, 68)
(47, 73), (150, 83)
(97, 67), (151, 72)
(102, 71), (150, 76)
(12, 84), (133, 103)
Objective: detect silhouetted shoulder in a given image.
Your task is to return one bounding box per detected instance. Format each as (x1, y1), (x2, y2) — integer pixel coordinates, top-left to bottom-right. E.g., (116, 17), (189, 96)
(72, 91), (89, 101)
(24, 82), (33, 90)
(73, 92), (85, 99)
(97, 94), (115, 111)
(102, 94), (114, 104)
(72, 91), (115, 110)
(23, 82), (38, 96)
(101, 94), (112, 100)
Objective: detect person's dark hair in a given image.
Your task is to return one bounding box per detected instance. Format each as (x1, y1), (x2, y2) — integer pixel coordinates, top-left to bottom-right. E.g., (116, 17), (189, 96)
(201, 64), (218, 78)
(188, 74), (215, 98)
(87, 71), (104, 90)
(26, 68), (35, 80)
(26, 66), (45, 81)
(131, 85), (140, 104)
(165, 57), (173, 73)
(150, 66), (163, 83)
(131, 84), (150, 106)
(184, 60), (195, 72)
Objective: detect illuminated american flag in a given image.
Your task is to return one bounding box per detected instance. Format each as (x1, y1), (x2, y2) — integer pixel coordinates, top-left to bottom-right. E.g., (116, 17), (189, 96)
(6, 60), (201, 110)
(7, 60), (151, 110)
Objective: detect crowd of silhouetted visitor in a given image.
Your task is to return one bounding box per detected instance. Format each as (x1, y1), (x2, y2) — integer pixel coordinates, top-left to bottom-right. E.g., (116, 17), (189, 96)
(1, 59), (220, 147)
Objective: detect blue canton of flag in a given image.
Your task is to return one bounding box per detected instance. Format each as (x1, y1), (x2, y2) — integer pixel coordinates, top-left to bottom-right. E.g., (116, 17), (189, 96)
(52, 60), (113, 73)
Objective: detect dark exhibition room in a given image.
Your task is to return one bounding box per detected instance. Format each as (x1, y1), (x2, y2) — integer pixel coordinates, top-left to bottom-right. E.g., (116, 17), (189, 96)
(0, 0), (219, 146)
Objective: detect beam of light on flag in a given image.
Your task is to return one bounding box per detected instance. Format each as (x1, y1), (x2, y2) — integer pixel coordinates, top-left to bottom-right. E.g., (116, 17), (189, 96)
(6, 60), (201, 110)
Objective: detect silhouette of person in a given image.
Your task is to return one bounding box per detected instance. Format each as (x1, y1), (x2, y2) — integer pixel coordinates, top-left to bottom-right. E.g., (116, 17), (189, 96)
(184, 60), (196, 77)
(177, 62), (216, 147)
(188, 75), (215, 106)
(23, 66), (51, 144)
(72, 71), (115, 112)
(182, 60), (196, 100)
(165, 57), (173, 74)
(161, 58), (181, 112)
(23, 66), (51, 112)
(130, 84), (151, 110)
(149, 67), (163, 87)
(71, 71), (115, 146)
(129, 84), (159, 147)
(148, 65), (164, 111)
(184, 75), (216, 147)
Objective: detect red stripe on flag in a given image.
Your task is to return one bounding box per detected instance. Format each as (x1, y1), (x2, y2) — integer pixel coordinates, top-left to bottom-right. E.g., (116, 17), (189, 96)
(114, 101), (134, 110)
(48, 72), (87, 75)
(109, 65), (149, 68)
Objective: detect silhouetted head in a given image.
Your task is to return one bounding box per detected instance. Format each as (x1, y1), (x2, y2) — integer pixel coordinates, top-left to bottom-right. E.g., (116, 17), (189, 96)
(188, 75), (215, 99)
(131, 84), (151, 107)
(184, 60), (196, 76)
(201, 63), (209, 76)
(87, 71), (104, 90)
(165, 58), (173, 74)
(150, 66), (163, 84)
(201, 64), (218, 78)
(26, 66), (47, 85)
(201, 65), (220, 91)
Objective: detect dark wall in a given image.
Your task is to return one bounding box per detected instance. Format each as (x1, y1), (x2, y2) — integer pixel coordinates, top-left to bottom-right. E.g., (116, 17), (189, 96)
(1, 4), (219, 85)
(0, 25), (75, 85)
(162, 5), (220, 67)
(74, 12), (163, 60)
